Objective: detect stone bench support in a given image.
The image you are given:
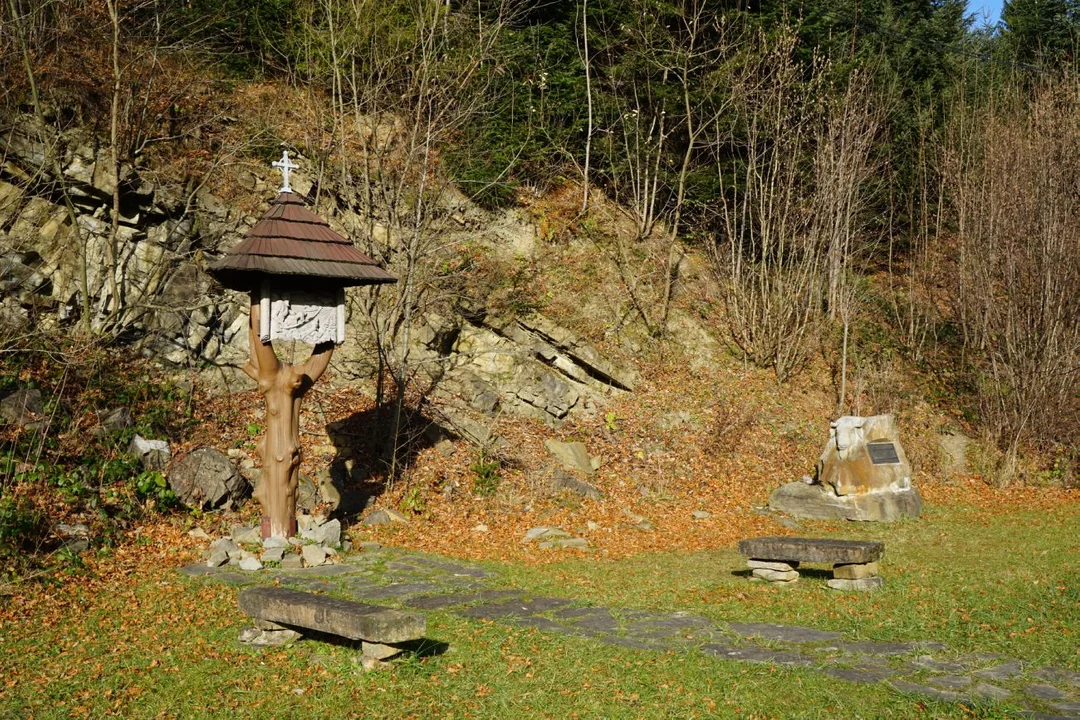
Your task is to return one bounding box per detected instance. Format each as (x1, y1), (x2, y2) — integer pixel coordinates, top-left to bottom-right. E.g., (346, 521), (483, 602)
(737, 536), (885, 591)
(237, 586), (428, 661)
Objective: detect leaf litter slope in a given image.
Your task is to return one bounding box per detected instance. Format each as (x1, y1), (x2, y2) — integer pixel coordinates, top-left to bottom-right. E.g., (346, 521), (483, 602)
(183, 343), (1077, 565)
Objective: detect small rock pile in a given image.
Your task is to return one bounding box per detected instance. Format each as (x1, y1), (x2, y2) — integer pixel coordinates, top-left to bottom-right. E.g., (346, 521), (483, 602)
(521, 526), (589, 550)
(362, 508), (410, 526)
(747, 558), (884, 590)
(238, 620), (303, 647)
(747, 559), (800, 584)
(827, 562), (883, 591)
(201, 515), (347, 571)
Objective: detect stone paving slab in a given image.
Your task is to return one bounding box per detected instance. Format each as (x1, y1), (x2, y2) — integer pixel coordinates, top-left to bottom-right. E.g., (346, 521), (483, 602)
(555, 610), (620, 635)
(336, 577), (382, 592)
(402, 593), (484, 611)
(1028, 684), (1070, 701)
(377, 573), (443, 587)
(701, 643), (813, 667)
(553, 607), (619, 628)
(972, 683), (1012, 701)
(505, 617), (574, 634)
(625, 626), (703, 643)
(729, 622), (843, 644)
(402, 589), (525, 610)
(508, 597), (576, 614)
(834, 640), (944, 656)
(912, 655), (974, 673)
(890, 679), (968, 703)
(634, 612), (713, 629)
(976, 660), (1025, 681)
(926, 675), (973, 690)
(1035, 667), (1080, 689)
(179, 565), (257, 586)
(352, 582), (443, 600)
(384, 561), (431, 573)
(623, 620), (714, 642)
(276, 577), (350, 591)
(966, 652), (1008, 663)
(454, 597), (574, 621)
(457, 601), (543, 621)
(473, 589), (532, 603)
(276, 564), (368, 578)
(398, 556), (493, 578)
(181, 548), (1077, 717)
(343, 556), (384, 569)
(822, 666), (898, 684)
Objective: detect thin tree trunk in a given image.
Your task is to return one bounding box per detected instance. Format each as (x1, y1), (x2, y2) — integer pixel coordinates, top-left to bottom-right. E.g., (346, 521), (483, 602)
(838, 316), (849, 414)
(105, 0), (122, 321)
(580, 0), (592, 213)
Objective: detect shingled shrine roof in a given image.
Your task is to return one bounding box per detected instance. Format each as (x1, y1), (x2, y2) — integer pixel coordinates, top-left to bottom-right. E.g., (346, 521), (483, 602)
(209, 192), (396, 292)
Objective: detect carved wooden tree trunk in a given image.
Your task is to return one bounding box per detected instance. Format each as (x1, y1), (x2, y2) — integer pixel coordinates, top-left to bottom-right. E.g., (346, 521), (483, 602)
(244, 296), (334, 538)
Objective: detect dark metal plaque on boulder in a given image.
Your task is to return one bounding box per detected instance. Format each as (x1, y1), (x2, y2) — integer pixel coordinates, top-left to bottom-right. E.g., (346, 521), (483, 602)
(867, 442), (900, 465)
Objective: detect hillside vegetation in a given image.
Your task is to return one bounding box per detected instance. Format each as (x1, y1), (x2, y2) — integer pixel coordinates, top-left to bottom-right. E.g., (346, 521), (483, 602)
(0, 0), (1078, 581)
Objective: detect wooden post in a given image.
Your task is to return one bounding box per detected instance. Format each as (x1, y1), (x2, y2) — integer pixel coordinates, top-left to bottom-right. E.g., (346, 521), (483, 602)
(244, 295), (334, 538)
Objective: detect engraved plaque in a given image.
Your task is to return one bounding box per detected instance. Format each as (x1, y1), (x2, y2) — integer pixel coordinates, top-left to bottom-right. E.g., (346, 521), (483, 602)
(867, 442), (900, 465)
(259, 281), (346, 345)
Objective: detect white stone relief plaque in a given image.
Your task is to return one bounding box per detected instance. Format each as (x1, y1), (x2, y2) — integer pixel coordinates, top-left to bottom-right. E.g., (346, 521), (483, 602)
(259, 281), (345, 345)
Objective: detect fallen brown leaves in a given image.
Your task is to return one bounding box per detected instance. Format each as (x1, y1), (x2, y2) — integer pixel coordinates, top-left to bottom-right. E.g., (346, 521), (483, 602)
(170, 339), (1077, 568)
(0, 521), (200, 624)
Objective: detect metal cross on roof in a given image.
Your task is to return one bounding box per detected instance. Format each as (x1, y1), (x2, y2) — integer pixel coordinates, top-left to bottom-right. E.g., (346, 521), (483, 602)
(271, 150), (299, 193)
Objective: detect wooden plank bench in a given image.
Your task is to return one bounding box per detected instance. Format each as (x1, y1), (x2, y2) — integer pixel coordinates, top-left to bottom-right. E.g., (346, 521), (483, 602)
(737, 536), (885, 591)
(237, 586), (428, 664)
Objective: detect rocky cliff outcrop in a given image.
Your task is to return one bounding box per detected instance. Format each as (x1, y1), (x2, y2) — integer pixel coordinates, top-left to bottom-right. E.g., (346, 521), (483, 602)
(1, 114), (243, 357)
(0, 115), (636, 431)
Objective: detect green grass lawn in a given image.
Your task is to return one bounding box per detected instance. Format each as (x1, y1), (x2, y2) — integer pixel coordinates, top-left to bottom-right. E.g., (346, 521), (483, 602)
(1, 500), (1076, 719)
(503, 501), (1080, 663)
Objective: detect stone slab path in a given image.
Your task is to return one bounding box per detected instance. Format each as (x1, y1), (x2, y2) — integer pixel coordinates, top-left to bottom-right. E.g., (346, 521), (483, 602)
(181, 548), (1080, 719)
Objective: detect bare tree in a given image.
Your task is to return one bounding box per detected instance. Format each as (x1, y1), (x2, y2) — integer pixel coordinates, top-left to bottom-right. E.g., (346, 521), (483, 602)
(812, 70), (882, 410)
(817, 70), (881, 323)
(601, 0), (735, 337)
(714, 31), (880, 383)
(579, 0), (592, 213)
(290, 0), (519, 480)
(886, 110), (943, 364)
(946, 75), (1080, 480)
(2, 0), (236, 339)
(104, 0), (124, 320)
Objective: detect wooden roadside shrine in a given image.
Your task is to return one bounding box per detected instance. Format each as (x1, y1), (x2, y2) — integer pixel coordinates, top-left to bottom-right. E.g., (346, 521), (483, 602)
(208, 152), (395, 538)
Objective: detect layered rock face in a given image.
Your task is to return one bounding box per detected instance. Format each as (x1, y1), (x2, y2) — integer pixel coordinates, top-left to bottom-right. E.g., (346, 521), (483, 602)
(0, 114), (249, 364)
(769, 414), (923, 522)
(420, 310), (636, 434)
(0, 116), (634, 430)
